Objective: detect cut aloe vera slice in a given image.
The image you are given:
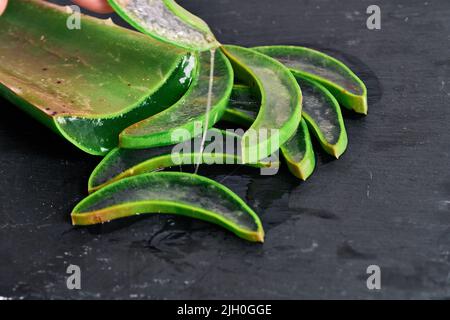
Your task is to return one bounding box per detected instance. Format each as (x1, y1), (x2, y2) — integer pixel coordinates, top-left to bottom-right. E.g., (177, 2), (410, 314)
(223, 45), (302, 164)
(0, 0), (193, 155)
(108, 0), (220, 51)
(89, 129), (278, 192)
(223, 86), (315, 180)
(297, 77), (348, 158)
(254, 46), (368, 115)
(281, 120), (316, 180)
(120, 50), (233, 149)
(73, 172), (264, 242)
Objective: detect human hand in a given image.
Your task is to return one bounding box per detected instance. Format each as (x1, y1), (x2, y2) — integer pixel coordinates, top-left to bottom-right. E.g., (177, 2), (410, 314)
(0, 0), (114, 16)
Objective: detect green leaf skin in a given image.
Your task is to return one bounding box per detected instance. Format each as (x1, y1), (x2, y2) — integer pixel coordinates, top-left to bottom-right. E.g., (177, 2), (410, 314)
(107, 0), (220, 51)
(222, 45), (303, 164)
(73, 172), (264, 243)
(223, 86), (315, 180)
(120, 50), (233, 149)
(254, 46), (368, 115)
(0, 0), (194, 155)
(298, 77), (348, 159)
(88, 129), (279, 193)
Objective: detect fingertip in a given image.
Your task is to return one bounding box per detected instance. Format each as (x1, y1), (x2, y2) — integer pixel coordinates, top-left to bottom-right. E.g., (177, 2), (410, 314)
(71, 0), (114, 14)
(0, 0), (8, 16)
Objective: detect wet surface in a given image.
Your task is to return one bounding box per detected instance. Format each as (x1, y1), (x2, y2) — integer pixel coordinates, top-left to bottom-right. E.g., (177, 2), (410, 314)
(1, 0), (450, 299)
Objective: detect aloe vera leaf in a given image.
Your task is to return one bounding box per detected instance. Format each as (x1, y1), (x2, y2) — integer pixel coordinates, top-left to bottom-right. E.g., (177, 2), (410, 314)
(107, 0), (220, 51)
(223, 86), (315, 180)
(298, 77), (348, 158)
(0, 0), (194, 156)
(253, 46), (368, 115)
(222, 45), (303, 164)
(120, 49), (233, 149)
(88, 129), (279, 193)
(72, 172), (264, 242)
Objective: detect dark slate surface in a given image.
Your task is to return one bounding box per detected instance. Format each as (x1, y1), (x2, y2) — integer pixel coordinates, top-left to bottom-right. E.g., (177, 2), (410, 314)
(1, 0), (449, 299)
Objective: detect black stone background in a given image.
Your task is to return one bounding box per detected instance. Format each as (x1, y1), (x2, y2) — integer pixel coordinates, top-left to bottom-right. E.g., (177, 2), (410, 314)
(0, 0), (450, 299)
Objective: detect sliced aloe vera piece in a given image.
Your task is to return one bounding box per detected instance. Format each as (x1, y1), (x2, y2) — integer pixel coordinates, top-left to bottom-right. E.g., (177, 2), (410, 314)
(254, 46), (368, 115)
(223, 86), (315, 180)
(223, 45), (302, 164)
(120, 50), (233, 149)
(108, 0), (219, 51)
(0, 0), (193, 155)
(281, 120), (316, 180)
(298, 77), (348, 158)
(89, 129), (278, 192)
(73, 172), (264, 242)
